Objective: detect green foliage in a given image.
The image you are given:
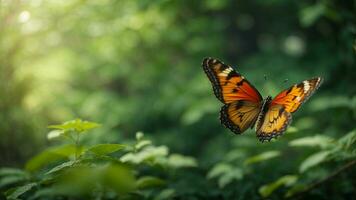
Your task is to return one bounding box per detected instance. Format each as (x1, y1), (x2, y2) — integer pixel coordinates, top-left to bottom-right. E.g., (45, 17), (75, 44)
(259, 175), (298, 198)
(244, 151), (281, 165)
(0, 119), (197, 199)
(1, 0), (355, 199)
(259, 129), (356, 198)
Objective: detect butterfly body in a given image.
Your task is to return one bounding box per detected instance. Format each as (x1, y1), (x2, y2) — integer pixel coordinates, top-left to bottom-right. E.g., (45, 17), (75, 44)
(202, 58), (322, 142)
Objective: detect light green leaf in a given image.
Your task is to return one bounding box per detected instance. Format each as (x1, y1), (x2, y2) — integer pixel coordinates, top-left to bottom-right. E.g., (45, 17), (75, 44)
(120, 146), (168, 164)
(136, 131), (144, 140)
(207, 163), (233, 179)
(259, 175), (298, 197)
(135, 140), (152, 150)
(154, 188), (175, 200)
(218, 168), (243, 188)
(87, 144), (126, 155)
(45, 160), (75, 175)
(299, 3), (325, 27)
(48, 119), (100, 133)
(136, 176), (166, 189)
(286, 126), (298, 133)
(47, 130), (65, 140)
(0, 168), (28, 177)
(224, 149), (245, 162)
(289, 135), (334, 148)
(167, 154), (198, 168)
(6, 183), (37, 199)
(299, 151), (330, 173)
(244, 151), (280, 165)
(338, 129), (356, 150)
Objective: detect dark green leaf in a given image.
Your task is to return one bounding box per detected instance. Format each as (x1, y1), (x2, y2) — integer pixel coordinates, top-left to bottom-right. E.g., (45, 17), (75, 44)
(136, 176), (166, 189)
(6, 183), (37, 200)
(87, 144), (126, 155)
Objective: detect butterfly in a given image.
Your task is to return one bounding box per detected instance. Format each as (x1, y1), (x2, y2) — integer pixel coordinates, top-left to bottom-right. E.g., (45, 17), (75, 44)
(202, 57), (323, 142)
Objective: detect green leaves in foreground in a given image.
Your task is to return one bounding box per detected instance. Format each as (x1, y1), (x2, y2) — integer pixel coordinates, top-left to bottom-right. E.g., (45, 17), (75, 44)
(47, 119), (101, 140)
(207, 163), (243, 188)
(258, 129), (356, 198)
(244, 151), (281, 165)
(259, 175), (298, 198)
(1, 120), (198, 200)
(207, 150), (282, 188)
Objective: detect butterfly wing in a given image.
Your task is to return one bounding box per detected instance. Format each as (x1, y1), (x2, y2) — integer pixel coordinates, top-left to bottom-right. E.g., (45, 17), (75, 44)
(256, 104), (292, 142)
(202, 58), (263, 134)
(220, 100), (261, 134)
(256, 77), (323, 142)
(271, 77), (323, 113)
(202, 58), (262, 104)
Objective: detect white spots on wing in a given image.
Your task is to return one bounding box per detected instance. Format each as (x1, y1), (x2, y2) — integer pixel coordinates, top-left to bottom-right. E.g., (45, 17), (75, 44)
(296, 96), (301, 101)
(219, 67), (233, 76)
(303, 81), (310, 93)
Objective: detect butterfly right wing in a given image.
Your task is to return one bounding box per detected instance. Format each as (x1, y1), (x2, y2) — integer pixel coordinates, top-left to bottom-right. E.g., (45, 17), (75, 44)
(256, 77), (322, 142)
(220, 100), (261, 134)
(255, 104), (292, 142)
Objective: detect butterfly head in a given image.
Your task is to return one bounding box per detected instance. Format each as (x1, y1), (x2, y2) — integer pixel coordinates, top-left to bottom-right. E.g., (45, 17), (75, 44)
(264, 96), (272, 103)
(260, 96), (273, 114)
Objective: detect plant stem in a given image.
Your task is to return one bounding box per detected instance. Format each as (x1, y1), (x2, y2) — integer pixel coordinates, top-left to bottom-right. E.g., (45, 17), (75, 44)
(288, 159), (356, 199)
(74, 132), (80, 161)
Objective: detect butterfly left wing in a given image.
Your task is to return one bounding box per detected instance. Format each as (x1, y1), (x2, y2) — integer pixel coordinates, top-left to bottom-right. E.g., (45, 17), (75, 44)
(202, 58), (262, 104)
(220, 100), (261, 134)
(256, 77), (323, 142)
(202, 58), (263, 134)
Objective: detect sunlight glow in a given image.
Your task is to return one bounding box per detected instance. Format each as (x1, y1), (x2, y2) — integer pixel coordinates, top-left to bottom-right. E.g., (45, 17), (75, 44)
(18, 11), (31, 23)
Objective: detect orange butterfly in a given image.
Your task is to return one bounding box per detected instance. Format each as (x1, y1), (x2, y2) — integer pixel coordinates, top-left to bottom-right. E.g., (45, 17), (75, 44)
(202, 58), (322, 142)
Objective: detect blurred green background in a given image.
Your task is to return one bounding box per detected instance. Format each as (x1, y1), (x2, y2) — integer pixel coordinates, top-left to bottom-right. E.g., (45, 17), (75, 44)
(0, 0), (355, 199)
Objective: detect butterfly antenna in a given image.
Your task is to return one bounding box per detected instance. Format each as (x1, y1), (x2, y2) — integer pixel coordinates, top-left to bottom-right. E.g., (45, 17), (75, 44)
(283, 78), (289, 84)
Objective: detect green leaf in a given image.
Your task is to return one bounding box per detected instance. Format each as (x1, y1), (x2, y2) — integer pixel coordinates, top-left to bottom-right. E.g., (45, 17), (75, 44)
(6, 183), (37, 199)
(285, 184), (306, 198)
(207, 163), (233, 179)
(299, 151), (330, 173)
(286, 126), (298, 133)
(136, 131), (144, 140)
(218, 168), (243, 188)
(28, 187), (62, 199)
(338, 129), (356, 150)
(259, 175), (298, 198)
(48, 119), (100, 133)
(244, 151), (280, 165)
(25, 145), (77, 172)
(289, 135), (334, 149)
(45, 160), (75, 175)
(47, 130), (65, 140)
(120, 146), (168, 164)
(87, 144), (126, 155)
(0, 168), (28, 177)
(136, 176), (166, 189)
(0, 176), (27, 188)
(135, 140), (152, 150)
(299, 3), (325, 27)
(154, 188), (175, 200)
(167, 154), (198, 168)
(102, 164), (136, 194)
(52, 164), (135, 196)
